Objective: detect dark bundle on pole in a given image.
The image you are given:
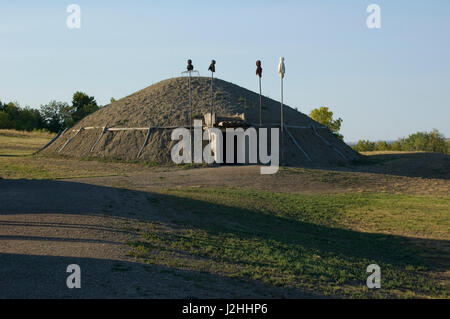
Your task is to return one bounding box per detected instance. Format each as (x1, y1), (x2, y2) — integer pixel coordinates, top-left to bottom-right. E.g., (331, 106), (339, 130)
(256, 60), (263, 127)
(187, 59), (194, 72)
(208, 60), (216, 127)
(208, 60), (216, 73)
(256, 60), (262, 78)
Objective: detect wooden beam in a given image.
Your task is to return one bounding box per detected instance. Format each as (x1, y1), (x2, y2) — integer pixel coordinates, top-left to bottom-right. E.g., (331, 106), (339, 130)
(311, 125), (347, 161)
(136, 126), (153, 159)
(284, 125), (312, 162)
(59, 128), (83, 153)
(90, 124), (108, 152)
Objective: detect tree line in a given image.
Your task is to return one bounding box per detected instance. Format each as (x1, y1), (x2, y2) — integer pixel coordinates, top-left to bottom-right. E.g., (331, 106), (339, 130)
(0, 92), (99, 133)
(352, 129), (449, 155)
(1, 97), (448, 155)
(308, 107), (448, 155)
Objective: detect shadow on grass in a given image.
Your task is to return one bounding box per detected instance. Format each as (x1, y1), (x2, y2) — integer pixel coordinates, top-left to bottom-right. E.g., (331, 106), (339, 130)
(0, 178), (448, 297)
(0, 154), (32, 157)
(0, 253), (314, 298)
(150, 190), (449, 271)
(283, 152), (449, 180)
(343, 152), (450, 180)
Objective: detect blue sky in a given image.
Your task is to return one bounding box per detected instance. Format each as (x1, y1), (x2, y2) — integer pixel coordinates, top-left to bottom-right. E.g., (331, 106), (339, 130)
(1, 0), (449, 142)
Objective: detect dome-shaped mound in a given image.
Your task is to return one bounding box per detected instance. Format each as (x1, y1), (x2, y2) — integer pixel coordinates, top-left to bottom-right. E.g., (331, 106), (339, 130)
(41, 77), (360, 166)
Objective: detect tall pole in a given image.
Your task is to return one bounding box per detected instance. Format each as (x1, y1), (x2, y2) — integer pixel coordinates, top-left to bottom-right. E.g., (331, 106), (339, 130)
(278, 57), (285, 165)
(259, 77), (262, 127)
(186, 59), (194, 132)
(208, 60), (216, 128)
(256, 60), (263, 127)
(281, 76), (284, 164)
(211, 71), (214, 127)
(189, 71), (192, 132)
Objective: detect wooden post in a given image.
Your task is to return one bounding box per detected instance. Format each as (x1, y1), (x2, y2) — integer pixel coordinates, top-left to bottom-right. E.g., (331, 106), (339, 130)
(90, 124), (108, 152)
(211, 71), (214, 127)
(189, 71), (192, 132)
(285, 126), (311, 162)
(259, 77), (262, 127)
(278, 57), (286, 165)
(137, 126), (153, 159)
(59, 127), (83, 153)
(256, 60), (263, 127)
(280, 76), (284, 164)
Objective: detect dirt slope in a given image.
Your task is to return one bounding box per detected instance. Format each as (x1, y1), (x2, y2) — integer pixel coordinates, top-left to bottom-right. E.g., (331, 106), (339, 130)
(42, 77), (359, 165)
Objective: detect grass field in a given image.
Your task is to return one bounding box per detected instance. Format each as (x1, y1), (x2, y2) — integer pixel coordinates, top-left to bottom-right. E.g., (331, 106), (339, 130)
(0, 129), (54, 156)
(0, 129), (448, 298)
(125, 189), (449, 298)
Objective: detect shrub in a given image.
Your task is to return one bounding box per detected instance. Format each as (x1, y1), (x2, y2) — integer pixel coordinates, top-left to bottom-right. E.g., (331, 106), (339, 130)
(353, 129), (448, 155)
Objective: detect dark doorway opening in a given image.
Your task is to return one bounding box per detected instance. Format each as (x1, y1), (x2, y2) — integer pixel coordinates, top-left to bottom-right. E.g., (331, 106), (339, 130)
(222, 133), (238, 165)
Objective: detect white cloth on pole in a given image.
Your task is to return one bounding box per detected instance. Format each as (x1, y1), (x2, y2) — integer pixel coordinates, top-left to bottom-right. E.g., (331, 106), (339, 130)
(278, 57), (285, 78)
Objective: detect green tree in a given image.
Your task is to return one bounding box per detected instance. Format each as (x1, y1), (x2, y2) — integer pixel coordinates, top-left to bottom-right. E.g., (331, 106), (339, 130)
(40, 101), (74, 132)
(16, 107), (44, 131)
(403, 129), (447, 153)
(0, 102), (44, 131)
(71, 92), (99, 123)
(0, 101), (11, 128)
(389, 141), (402, 151)
(376, 141), (389, 151)
(0, 111), (11, 128)
(3, 102), (20, 122)
(353, 129), (448, 155)
(309, 106), (344, 140)
(354, 140), (376, 152)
